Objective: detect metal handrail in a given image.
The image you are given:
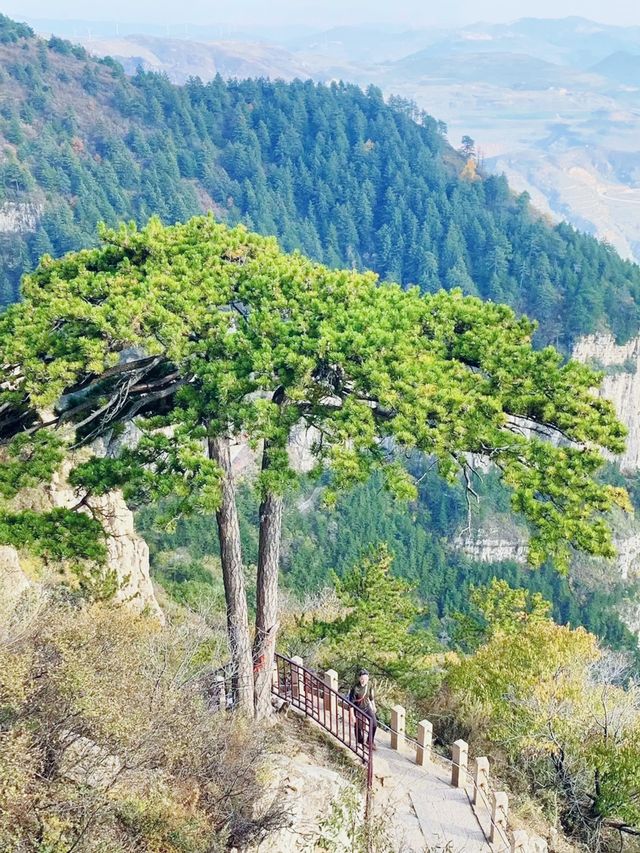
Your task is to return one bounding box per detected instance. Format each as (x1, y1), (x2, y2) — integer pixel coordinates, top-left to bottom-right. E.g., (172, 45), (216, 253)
(376, 718), (421, 749)
(272, 653), (374, 795)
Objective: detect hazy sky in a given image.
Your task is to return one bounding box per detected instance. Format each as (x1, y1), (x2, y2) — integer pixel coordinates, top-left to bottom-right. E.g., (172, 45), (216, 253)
(4, 0), (639, 29)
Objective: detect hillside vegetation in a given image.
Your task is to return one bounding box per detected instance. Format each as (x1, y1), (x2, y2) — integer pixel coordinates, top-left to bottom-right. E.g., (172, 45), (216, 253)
(2, 210), (640, 850)
(2, 15), (640, 346)
(2, 14), (640, 654)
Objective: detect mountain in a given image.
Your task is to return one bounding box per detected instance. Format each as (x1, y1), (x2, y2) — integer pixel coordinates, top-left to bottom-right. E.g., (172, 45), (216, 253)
(74, 34), (310, 83)
(591, 50), (640, 86)
(388, 50), (585, 88)
(2, 14), (640, 351)
(57, 16), (640, 264)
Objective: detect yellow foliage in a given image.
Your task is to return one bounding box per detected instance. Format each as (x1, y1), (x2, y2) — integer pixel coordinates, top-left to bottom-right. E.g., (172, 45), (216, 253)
(460, 158), (480, 182)
(0, 600), (282, 851)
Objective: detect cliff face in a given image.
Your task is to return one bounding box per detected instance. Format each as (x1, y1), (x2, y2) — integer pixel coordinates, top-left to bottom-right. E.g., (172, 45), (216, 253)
(7, 424), (162, 621)
(452, 517), (529, 564)
(0, 200), (41, 233)
(48, 463), (162, 620)
(572, 333), (640, 473)
(453, 515), (640, 578)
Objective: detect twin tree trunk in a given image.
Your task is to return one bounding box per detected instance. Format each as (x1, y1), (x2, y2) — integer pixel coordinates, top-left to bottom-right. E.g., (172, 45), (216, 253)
(209, 434), (284, 719)
(208, 436), (254, 713)
(253, 486), (283, 720)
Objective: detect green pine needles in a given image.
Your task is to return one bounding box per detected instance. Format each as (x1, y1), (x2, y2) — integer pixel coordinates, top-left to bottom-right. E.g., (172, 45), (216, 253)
(0, 214), (631, 587)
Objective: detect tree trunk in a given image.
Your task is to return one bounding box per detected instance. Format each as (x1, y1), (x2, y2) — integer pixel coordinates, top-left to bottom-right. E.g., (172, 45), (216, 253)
(208, 435), (254, 713)
(253, 443), (284, 720)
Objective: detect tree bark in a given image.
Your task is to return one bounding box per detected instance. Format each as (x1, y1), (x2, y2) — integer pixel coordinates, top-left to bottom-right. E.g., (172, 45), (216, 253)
(208, 435), (254, 713)
(253, 442), (284, 720)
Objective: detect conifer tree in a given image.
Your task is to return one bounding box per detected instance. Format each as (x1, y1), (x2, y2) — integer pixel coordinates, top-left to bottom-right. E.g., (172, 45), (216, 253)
(0, 215), (630, 718)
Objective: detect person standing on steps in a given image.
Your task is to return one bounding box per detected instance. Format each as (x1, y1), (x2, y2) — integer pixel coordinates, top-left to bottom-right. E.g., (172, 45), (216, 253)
(348, 668), (377, 750)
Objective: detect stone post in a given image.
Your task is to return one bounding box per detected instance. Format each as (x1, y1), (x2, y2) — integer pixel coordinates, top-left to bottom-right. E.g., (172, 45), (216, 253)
(214, 674), (226, 711)
(390, 705), (405, 750)
(324, 668), (338, 731)
(416, 719), (432, 766)
(451, 739), (468, 788)
(511, 829), (530, 852)
(291, 655), (305, 703)
(473, 756), (490, 806)
(490, 791), (509, 845)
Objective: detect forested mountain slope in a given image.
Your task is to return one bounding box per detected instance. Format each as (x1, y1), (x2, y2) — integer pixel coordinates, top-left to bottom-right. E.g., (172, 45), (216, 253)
(3, 15), (640, 654)
(2, 15), (640, 347)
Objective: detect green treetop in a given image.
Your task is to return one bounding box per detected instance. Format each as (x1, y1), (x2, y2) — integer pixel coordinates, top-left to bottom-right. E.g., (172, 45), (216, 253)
(0, 214), (630, 714)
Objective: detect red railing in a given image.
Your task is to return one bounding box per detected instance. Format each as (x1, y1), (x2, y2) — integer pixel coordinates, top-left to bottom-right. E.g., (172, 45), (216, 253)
(272, 653), (374, 793)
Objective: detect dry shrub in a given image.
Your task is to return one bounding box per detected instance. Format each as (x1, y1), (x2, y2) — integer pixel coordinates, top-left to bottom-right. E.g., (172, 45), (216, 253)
(0, 596), (285, 851)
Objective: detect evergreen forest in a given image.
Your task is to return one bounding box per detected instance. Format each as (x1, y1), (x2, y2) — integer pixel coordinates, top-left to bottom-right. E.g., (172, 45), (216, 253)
(2, 14), (640, 349)
(2, 13), (640, 654)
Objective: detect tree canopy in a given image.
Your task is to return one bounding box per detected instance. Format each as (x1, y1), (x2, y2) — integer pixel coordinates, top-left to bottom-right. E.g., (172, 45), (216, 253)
(0, 214), (632, 715)
(0, 214), (629, 568)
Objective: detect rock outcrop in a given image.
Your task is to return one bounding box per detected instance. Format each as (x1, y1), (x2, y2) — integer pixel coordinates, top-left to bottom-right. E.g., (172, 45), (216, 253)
(0, 200), (41, 233)
(0, 545), (33, 635)
(50, 463), (162, 620)
(0, 544), (30, 606)
(8, 426), (163, 621)
(230, 423), (319, 479)
(572, 333), (640, 472)
(59, 734), (123, 789)
(452, 516), (529, 564)
(248, 747), (358, 853)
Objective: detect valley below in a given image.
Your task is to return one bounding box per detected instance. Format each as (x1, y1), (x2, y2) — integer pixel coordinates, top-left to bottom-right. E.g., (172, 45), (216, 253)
(70, 16), (640, 262)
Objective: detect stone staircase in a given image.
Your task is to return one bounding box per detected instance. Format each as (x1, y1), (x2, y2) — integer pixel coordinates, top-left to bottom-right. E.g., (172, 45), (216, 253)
(268, 654), (547, 853)
(373, 728), (492, 852)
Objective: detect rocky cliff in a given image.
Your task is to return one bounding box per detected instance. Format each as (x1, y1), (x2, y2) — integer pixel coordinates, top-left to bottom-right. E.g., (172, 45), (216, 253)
(0, 200), (41, 233)
(573, 333), (640, 472)
(6, 423), (162, 621)
(452, 515), (529, 564)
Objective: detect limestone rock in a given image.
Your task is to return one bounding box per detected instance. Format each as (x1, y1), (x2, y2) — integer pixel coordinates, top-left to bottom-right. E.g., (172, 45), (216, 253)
(512, 830), (549, 853)
(231, 424), (319, 479)
(90, 489), (162, 619)
(572, 333), (640, 472)
(0, 545), (32, 632)
(0, 545), (30, 604)
(11, 451), (163, 622)
(452, 516), (529, 564)
(0, 200), (41, 233)
(59, 734), (122, 789)
(247, 749), (357, 852)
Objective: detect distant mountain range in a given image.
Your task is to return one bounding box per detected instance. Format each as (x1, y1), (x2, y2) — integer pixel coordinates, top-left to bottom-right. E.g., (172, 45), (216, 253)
(75, 35), (311, 83)
(20, 14), (640, 262)
(591, 50), (640, 86)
